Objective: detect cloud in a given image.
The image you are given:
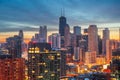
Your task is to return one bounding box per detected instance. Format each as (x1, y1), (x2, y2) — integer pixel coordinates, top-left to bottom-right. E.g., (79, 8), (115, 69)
(0, 0), (120, 32)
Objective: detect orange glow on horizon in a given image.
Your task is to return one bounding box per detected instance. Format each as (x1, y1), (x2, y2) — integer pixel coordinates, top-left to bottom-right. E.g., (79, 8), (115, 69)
(0, 29), (119, 43)
(0, 31), (58, 43)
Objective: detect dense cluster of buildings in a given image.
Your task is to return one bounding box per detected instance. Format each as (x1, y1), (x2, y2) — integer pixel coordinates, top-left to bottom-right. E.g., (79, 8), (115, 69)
(0, 13), (120, 80)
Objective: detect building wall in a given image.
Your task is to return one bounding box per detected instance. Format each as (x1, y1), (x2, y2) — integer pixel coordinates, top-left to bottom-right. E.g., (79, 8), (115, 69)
(0, 58), (25, 80)
(88, 25), (98, 54)
(28, 49), (61, 80)
(85, 51), (96, 65)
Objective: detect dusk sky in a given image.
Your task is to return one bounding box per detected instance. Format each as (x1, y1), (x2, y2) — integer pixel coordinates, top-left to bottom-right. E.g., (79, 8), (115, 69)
(0, 0), (120, 32)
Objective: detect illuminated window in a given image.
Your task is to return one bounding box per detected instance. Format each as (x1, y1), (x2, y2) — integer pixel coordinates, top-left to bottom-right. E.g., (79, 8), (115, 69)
(32, 56), (35, 59)
(51, 73), (55, 76)
(44, 70), (48, 73)
(38, 76), (43, 78)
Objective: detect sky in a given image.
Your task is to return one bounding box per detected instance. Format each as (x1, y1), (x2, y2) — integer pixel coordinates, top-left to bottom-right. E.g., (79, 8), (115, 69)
(0, 0), (120, 32)
(0, 0), (120, 43)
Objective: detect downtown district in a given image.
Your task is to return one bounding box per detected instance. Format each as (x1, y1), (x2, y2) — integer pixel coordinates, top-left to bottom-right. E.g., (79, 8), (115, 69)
(0, 15), (120, 80)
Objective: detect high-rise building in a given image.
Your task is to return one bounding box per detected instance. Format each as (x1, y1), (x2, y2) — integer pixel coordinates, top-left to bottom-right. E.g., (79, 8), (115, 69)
(39, 26), (47, 42)
(19, 30), (24, 41)
(73, 47), (80, 61)
(59, 15), (66, 36)
(73, 26), (81, 35)
(64, 24), (71, 47)
(48, 33), (61, 49)
(102, 28), (110, 55)
(28, 42), (61, 80)
(85, 51), (96, 65)
(71, 33), (76, 47)
(88, 25), (98, 54)
(0, 53), (25, 80)
(6, 35), (22, 58)
(106, 40), (112, 63)
(59, 49), (66, 77)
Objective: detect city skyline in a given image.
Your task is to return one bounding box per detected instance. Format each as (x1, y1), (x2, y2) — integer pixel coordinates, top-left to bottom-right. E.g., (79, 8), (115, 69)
(0, 0), (120, 80)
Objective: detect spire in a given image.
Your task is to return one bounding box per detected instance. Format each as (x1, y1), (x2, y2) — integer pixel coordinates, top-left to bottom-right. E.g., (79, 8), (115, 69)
(61, 8), (65, 16)
(63, 8), (65, 16)
(61, 8), (62, 16)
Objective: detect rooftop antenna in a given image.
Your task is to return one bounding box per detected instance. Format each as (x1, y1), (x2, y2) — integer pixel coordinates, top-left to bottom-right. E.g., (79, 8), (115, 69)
(61, 8), (63, 16)
(63, 8), (65, 16)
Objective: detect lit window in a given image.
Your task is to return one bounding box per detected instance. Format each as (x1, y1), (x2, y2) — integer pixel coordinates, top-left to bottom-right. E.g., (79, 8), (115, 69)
(38, 76), (43, 78)
(44, 70), (48, 73)
(51, 74), (55, 76)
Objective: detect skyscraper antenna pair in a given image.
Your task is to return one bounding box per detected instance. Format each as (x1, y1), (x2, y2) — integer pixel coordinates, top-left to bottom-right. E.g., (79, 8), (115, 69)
(61, 8), (65, 16)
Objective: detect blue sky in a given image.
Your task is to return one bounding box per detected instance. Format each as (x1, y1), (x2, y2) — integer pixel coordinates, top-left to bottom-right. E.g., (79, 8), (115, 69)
(0, 0), (120, 32)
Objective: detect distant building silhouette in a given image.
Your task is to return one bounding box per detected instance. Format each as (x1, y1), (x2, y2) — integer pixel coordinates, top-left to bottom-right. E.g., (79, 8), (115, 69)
(64, 24), (71, 47)
(39, 26), (47, 42)
(19, 30), (24, 41)
(102, 28), (110, 55)
(73, 26), (81, 35)
(59, 15), (66, 36)
(48, 33), (61, 49)
(6, 35), (22, 58)
(88, 25), (98, 54)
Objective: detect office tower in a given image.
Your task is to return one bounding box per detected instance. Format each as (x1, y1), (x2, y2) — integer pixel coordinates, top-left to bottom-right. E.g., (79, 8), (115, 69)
(82, 34), (88, 52)
(73, 47), (80, 61)
(98, 36), (102, 54)
(79, 39), (87, 62)
(28, 42), (61, 80)
(59, 14), (66, 36)
(85, 51), (96, 65)
(39, 26), (47, 42)
(102, 28), (110, 55)
(71, 33), (76, 47)
(0, 53), (25, 80)
(19, 30), (24, 41)
(48, 33), (61, 49)
(106, 40), (112, 63)
(35, 33), (39, 41)
(59, 50), (66, 77)
(6, 35), (22, 58)
(64, 24), (71, 47)
(73, 26), (81, 35)
(111, 40), (119, 50)
(88, 25), (98, 54)
(76, 35), (82, 47)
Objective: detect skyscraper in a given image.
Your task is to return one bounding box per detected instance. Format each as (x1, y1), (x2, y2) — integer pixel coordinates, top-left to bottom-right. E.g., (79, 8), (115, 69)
(73, 26), (81, 35)
(28, 42), (61, 80)
(48, 33), (61, 49)
(59, 15), (66, 36)
(106, 40), (112, 63)
(39, 26), (47, 42)
(64, 24), (70, 47)
(19, 30), (23, 41)
(88, 25), (98, 54)
(6, 35), (22, 58)
(73, 47), (80, 61)
(102, 28), (110, 55)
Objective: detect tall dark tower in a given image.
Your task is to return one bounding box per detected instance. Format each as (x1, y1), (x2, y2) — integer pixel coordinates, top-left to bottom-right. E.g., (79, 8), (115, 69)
(19, 30), (23, 41)
(59, 10), (66, 36)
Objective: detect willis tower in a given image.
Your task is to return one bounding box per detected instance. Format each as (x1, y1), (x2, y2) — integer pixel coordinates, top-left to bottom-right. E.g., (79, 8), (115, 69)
(59, 10), (66, 36)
